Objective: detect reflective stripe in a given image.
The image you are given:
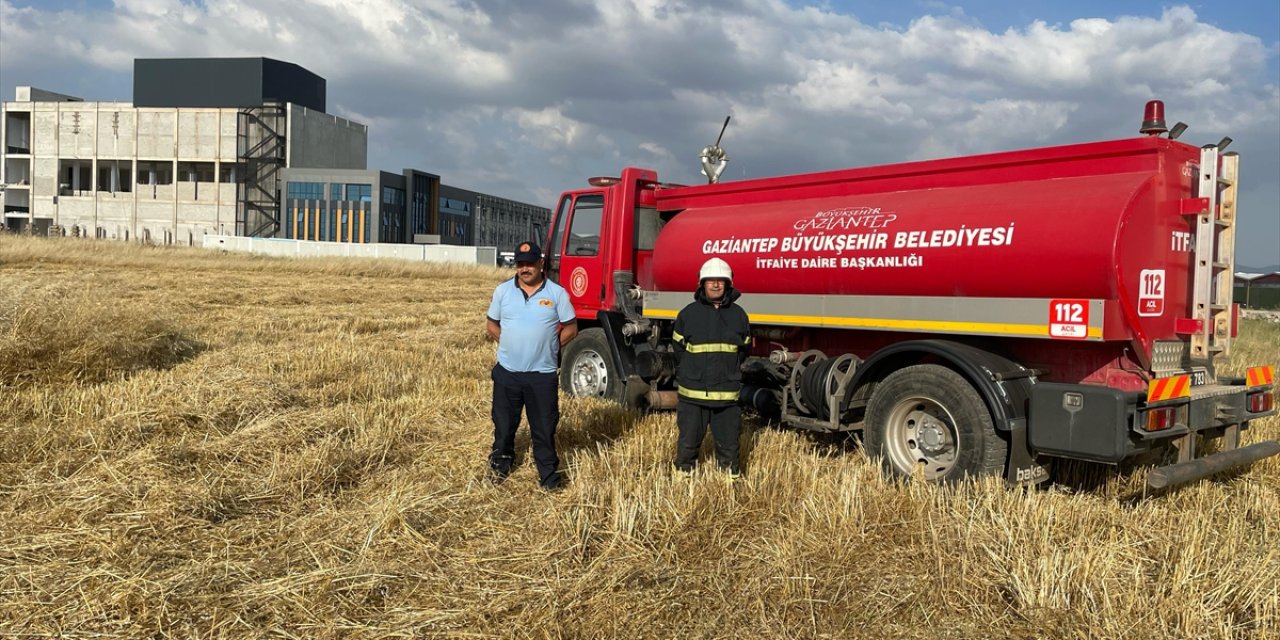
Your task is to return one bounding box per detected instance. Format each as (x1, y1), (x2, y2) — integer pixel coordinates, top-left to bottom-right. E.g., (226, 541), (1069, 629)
(1247, 365), (1276, 387)
(643, 291), (1107, 341)
(672, 331), (685, 345)
(677, 385), (739, 401)
(684, 342), (740, 353)
(1147, 374), (1191, 403)
(743, 335), (752, 345)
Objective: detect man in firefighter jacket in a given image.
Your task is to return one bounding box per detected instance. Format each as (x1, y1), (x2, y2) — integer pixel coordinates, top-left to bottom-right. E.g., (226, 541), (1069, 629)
(673, 257), (751, 477)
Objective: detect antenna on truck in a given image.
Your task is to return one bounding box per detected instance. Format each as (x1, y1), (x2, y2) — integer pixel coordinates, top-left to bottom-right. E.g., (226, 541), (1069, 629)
(700, 116), (731, 184)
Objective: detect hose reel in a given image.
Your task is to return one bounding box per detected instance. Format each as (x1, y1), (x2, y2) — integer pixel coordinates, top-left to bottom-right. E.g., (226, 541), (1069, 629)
(788, 351), (860, 420)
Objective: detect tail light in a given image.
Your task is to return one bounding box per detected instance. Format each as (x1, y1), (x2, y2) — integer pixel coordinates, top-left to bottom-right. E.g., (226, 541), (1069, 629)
(1145, 406), (1177, 431)
(1247, 390), (1275, 414)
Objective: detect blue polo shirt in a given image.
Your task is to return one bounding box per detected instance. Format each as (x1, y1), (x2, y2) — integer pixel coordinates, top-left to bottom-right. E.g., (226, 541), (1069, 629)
(488, 276), (576, 373)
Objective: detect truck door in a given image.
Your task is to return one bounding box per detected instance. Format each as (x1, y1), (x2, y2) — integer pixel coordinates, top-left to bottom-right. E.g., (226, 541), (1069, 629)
(547, 193), (606, 319)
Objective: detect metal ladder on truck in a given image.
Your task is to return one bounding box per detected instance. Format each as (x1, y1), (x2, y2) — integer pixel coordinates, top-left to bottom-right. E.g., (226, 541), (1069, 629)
(1188, 145), (1239, 360)
(1153, 144), (1244, 479)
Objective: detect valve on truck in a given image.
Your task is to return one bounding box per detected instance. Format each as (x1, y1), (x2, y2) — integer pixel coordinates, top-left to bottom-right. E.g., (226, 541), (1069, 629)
(700, 115), (731, 184)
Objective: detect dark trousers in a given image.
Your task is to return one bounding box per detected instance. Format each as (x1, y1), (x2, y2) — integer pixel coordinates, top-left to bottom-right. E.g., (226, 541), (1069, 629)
(490, 364), (561, 486)
(675, 400), (741, 473)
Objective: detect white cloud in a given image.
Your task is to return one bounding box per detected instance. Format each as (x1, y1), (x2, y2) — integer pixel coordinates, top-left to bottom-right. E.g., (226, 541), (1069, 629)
(513, 106), (590, 150)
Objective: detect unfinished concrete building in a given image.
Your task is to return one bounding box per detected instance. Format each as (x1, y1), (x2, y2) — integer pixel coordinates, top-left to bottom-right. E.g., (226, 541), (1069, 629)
(1, 58), (367, 244)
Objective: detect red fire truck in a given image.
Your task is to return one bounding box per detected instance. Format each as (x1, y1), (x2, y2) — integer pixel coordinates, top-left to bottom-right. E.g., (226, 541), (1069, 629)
(545, 101), (1278, 488)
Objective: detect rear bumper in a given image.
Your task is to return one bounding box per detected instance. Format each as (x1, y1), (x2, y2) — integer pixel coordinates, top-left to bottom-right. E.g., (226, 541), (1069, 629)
(1028, 382), (1276, 464)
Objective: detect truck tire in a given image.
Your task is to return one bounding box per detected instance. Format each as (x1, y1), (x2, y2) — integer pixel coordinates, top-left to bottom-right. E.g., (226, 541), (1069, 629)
(560, 328), (623, 401)
(864, 364), (1006, 482)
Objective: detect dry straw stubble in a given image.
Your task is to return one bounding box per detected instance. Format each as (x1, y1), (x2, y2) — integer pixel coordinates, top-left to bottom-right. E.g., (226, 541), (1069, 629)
(0, 235), (1276, 639)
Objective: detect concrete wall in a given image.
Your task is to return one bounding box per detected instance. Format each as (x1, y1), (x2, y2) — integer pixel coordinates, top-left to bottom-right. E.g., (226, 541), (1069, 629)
(96, 108), (136, 157)
(203, 234), (497, 265)
(287, 104), (367, 170)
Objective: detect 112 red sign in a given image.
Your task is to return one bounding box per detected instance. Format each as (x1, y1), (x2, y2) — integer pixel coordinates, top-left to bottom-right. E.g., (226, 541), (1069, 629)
(1049, 299), (1089, 339)
(1138, 269), (1165, 316)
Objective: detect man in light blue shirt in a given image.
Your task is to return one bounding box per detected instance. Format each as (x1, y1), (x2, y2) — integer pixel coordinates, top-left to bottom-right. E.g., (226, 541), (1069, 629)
(485, 241), (577, 490)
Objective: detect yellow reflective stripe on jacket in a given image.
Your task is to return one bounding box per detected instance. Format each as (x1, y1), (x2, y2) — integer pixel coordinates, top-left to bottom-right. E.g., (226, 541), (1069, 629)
(683, 342), (740, 353)
(677, 385), (739, 401)
(673, 331), (685, 345)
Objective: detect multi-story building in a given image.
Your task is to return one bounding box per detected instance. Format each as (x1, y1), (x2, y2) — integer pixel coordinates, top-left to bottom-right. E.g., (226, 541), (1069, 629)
(1, 58), (367, 243)
(440, 184), (550, 252)
(4, 56), (551, 253)
(280, 168), (439, 244)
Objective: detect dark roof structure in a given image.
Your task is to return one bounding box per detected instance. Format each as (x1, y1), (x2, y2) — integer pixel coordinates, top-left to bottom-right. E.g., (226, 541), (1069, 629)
(133, 57), (326, 112)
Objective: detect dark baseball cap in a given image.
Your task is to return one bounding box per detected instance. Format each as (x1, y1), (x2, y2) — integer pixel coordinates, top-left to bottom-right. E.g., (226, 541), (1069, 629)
(514, 241), (542, 263)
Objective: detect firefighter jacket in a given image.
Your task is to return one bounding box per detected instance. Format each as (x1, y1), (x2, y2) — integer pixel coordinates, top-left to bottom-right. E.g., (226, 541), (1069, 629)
(673, 284), (751, 406)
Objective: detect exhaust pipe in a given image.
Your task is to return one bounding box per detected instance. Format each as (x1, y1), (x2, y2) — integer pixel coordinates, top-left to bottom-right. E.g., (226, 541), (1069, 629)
(1147, 440), (1280, 490)
(642, 387), (781, 415)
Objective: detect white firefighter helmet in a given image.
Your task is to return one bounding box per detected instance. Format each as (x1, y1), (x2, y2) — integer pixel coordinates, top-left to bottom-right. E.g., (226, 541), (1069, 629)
(699, 257), (733, 283)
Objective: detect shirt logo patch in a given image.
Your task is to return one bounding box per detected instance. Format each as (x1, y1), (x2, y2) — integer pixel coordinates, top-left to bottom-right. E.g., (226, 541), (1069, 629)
(539, 299), (554, 307)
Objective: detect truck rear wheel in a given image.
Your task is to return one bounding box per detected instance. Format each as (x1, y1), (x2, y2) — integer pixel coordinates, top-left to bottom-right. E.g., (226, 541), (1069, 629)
(865, 364), (1006, 482)
(560, 328), (622, 401)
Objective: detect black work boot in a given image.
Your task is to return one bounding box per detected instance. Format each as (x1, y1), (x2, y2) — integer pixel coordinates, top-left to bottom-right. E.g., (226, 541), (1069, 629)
(489, 455), (513, 484)
(540, 471), (566, 492)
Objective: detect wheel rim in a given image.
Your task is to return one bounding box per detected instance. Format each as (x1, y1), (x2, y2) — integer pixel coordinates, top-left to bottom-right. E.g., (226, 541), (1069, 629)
(882, 395), (960, 480)
(570, 349), (610, 396)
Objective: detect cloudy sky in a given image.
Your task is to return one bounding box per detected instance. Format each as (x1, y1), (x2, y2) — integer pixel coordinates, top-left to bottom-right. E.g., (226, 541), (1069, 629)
(2, 0), (1278, 267)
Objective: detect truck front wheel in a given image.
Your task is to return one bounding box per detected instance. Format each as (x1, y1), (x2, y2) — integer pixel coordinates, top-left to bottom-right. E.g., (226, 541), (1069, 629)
(560, 328), (622, 401)
(864, 364), (1006, 482)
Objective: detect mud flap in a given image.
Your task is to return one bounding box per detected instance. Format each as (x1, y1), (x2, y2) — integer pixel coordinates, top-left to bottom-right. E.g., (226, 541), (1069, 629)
(1005, 417), (1050, 486)
(596, 311), (637, 379)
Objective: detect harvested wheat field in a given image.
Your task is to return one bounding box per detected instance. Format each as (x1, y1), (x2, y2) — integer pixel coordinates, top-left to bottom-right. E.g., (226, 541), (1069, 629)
(1, 235), (1277, 640)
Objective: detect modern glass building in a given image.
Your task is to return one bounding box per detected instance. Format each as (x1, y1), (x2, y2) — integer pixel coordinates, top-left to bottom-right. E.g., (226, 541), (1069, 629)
(440, 184), (549, 252)
(438, 193), (472, 245)
(279, 168), (438, 244)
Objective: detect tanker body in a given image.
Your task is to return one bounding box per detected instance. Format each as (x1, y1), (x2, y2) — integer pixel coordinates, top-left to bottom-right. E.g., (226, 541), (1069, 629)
(546, 101), (1278, 488)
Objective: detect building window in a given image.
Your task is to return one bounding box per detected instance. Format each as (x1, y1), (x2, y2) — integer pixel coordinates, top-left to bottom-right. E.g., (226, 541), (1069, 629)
(287, 181), (325, 200)
(96, 161), (132, 193)
(136, 161), (173, 186)
(219, 163), (243, 184)
(345, 183), (372, 202)
(178, 162), (215, 183)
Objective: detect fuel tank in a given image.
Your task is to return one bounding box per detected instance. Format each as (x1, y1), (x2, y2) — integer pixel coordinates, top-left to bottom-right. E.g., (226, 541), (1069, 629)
(648, 137), (1206, 352)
